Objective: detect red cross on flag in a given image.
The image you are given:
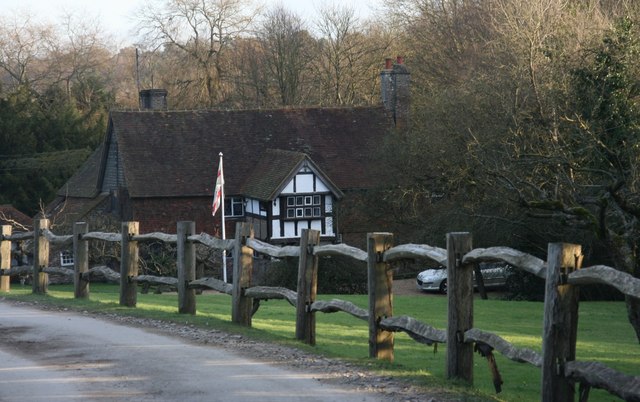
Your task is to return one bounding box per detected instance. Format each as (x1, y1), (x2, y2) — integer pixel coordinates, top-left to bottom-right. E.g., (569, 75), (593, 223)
(212, 153), (224, 216)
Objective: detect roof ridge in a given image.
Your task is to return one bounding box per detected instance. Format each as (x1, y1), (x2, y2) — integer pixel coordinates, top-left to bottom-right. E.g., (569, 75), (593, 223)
(110, 104), (384, 114)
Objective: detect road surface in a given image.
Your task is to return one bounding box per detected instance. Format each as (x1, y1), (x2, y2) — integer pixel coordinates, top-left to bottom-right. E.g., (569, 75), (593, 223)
(0, 302), (383, 401)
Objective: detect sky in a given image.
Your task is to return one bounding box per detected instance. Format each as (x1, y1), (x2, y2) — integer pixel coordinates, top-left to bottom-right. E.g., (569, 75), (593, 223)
(0, 0), (384, 45)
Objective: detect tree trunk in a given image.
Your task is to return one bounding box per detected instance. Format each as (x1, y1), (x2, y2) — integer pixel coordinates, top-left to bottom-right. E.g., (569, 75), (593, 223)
(628, 256), (640, 343)
(626, 295), (640, 344)
(608, 234), (640, 343)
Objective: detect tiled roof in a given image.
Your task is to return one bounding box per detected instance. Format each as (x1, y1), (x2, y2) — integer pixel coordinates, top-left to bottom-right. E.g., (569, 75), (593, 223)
(56, 145), (104, 198)
(47, 194), (110, 229)
(0, 204), (32, 227)
(106, 107), (392, 198)
(242, 149), (343, 201)
(241, 149), (306, 201)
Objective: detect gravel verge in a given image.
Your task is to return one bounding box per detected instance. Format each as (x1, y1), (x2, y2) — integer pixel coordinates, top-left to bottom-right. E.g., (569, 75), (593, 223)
(1, 285), (471, 402)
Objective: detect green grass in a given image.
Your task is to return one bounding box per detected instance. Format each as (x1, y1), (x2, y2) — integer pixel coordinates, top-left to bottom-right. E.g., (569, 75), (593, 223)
(2, 284), (638, 401)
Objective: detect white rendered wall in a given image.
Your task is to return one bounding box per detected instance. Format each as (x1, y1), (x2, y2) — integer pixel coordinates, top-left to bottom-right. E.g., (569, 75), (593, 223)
(265, 169), (338, 240)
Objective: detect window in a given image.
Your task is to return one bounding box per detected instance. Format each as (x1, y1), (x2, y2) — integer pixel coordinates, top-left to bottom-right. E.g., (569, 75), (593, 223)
(60, 251), (74, 267)
(285, 195), (323, 220)
(259, 202), (268, 212)
(224, 197), (244, 217)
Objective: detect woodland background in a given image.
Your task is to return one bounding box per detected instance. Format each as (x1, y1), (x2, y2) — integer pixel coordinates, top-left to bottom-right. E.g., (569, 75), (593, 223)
(2, 1), (640, 321)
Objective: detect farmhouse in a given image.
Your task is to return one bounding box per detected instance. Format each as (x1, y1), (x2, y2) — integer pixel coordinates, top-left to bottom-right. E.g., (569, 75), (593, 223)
(48, 58), (409, 245)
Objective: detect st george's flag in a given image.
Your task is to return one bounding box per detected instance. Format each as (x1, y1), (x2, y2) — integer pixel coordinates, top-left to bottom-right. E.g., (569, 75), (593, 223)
(212, 154), (224, 216)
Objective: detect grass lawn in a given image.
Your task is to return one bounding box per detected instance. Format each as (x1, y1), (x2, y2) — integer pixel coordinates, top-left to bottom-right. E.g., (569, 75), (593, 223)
(2, 284), (638, 401)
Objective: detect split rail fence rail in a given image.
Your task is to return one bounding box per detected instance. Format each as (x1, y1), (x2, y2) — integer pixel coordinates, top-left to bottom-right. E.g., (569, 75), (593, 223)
(1, 219), (640, 401)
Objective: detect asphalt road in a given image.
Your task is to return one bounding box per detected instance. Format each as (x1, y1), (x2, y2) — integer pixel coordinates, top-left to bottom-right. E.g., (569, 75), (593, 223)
(0, 302), (383, 402)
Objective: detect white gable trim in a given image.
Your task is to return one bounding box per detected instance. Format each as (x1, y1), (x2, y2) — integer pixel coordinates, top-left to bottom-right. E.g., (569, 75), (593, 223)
(243, 164), (340, 241)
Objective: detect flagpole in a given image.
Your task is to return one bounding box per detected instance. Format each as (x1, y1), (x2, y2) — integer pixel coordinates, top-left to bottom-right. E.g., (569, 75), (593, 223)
(219, 152), (227, 283)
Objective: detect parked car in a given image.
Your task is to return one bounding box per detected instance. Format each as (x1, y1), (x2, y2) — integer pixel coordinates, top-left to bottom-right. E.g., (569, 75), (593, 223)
(416, 262), (511, 294)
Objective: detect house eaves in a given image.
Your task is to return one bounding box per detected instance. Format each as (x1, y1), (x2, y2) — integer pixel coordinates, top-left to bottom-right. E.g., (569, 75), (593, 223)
(242, 149), (343, 202)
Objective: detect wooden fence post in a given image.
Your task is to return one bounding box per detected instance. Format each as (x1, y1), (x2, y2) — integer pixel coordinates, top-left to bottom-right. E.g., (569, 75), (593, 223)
(232, 222), (253, 326)
(367, 232), (394, 361)
(33, 219), (50, 294)
(541, 242), (582, 402)
(446, 232), (474, 383)
(120, 221), (139, 307)
(177, 221), (196, 314)
(73, 222), (89, 298)
(296, 229), (320, 344)
(1, 225), (11, 292)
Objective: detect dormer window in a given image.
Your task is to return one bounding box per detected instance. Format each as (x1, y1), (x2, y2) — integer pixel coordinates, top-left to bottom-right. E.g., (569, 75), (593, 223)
(241, 149), (343, 241)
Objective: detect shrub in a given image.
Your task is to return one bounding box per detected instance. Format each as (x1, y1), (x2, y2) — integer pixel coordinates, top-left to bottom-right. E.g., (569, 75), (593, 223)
(504, 268), (546, 301)
(138, 241), (177, 277)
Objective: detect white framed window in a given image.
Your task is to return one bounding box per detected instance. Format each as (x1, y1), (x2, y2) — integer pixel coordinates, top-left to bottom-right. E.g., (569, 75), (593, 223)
(224, 197), (245, 217)
(60, 251), (74, 267)
(285, 194), (325, 220)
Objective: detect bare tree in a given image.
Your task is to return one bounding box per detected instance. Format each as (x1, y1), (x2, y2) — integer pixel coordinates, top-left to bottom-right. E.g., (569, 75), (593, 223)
(257, 5), (313, 106)
(136, 0), (259, 108)
(314, 4), (390, 106)
(228, 37), (269, 107)
(43, 13), (112, 102)
(0, 9), (118, 114)
(33, 12), (119, 116)
(0, 11), (54, 91)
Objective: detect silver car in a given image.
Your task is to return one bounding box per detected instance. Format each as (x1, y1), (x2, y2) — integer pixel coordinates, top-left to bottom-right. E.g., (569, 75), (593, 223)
(416, 262), (510, 294)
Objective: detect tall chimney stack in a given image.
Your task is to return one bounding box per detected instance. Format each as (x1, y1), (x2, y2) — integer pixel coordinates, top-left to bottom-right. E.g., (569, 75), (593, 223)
(380, 56), (410, 130)
(139, 89), (168, 110)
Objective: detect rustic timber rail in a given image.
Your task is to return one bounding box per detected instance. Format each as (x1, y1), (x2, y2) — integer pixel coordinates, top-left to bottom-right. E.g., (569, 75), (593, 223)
(1, 220), (639, 401)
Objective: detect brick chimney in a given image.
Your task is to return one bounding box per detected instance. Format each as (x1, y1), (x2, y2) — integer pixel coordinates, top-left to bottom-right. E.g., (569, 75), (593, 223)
(380, 56), (410, 130)
(139, 89), (168, 110)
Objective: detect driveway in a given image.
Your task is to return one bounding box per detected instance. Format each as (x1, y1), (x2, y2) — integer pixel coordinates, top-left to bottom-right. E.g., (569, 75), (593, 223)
(0, 302), (384, 402)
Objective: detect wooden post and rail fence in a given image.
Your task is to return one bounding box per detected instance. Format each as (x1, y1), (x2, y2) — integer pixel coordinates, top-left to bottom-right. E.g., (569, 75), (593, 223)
(1, 219), (639, 401)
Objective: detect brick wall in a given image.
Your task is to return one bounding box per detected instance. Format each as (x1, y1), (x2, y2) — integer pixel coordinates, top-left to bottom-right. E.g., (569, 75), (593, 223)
(129, 193), (376, 246)
(131, 197), (232, 235)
